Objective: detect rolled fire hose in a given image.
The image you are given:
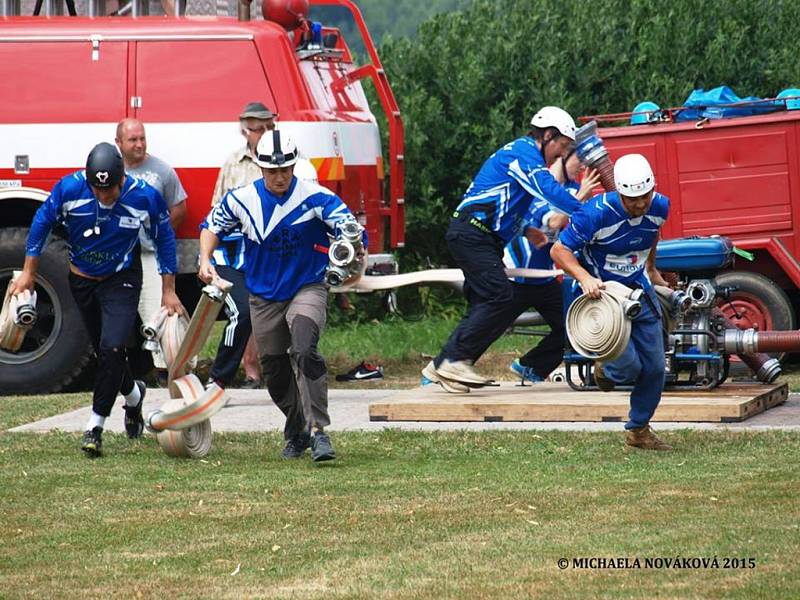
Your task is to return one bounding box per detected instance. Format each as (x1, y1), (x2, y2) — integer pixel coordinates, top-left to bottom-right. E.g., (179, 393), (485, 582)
(566, 281), (642, 362)
(334, 267), (563, 292)
(653, 284), (693, 333)
(0, 271), (38, 352)
(143, 278), (232, 458)
(141, 308), (196, 371)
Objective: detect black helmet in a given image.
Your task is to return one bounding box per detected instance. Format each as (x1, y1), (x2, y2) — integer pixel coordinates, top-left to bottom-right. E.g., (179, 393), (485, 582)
(86, 142), (124, 188)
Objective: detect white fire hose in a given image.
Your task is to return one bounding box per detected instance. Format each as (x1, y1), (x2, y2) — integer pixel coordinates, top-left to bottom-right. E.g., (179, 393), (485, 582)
(333, 268), (563, 292)
(566, 281), (643, 362)
(142, 279), (232, 458)
(0, 271), (38, 352)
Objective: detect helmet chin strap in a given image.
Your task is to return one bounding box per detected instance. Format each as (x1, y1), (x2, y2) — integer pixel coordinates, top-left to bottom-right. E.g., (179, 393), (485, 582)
(540, 130), (560, 162)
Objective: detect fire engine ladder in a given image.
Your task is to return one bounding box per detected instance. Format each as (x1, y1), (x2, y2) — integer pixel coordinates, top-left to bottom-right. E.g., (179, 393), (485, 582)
(314, 0), (406, 249)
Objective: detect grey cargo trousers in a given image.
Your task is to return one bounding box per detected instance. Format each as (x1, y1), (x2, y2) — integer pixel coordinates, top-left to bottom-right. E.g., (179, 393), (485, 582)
(249, 283), (330, 439)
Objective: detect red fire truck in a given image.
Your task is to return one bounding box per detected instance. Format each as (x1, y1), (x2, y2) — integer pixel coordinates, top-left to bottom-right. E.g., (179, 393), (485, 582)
(585, 105), (800, 340)
(0, 0), (404, 393)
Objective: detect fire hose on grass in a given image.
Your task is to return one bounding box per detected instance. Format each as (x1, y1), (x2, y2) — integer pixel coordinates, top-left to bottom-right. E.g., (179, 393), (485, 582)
(141, 278), (232, 458)
(0, 271), (37, 352)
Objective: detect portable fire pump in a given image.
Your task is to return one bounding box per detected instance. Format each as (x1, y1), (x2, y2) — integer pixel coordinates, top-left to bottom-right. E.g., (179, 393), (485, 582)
(557, 121), (800, 390)
(563, 235), (800, 390)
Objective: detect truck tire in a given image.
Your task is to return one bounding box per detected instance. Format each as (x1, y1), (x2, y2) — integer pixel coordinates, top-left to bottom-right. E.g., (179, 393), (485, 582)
(0, 227), (93, 395)
(714, 270), (796, 362)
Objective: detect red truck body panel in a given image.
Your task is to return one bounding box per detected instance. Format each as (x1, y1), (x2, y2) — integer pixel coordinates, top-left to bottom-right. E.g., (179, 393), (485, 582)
(0, 15), (403, 251)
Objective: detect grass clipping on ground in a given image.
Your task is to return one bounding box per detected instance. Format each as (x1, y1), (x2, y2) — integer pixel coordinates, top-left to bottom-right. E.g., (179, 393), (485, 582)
(1, 429), (799, 599)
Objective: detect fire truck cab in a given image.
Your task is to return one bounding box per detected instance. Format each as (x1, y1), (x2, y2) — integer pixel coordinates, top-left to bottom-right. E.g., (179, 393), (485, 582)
(0, 0), (404, 393)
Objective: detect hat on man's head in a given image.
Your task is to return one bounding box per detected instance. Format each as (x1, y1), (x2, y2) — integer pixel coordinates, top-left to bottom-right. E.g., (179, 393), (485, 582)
(239, 101), (276, 120)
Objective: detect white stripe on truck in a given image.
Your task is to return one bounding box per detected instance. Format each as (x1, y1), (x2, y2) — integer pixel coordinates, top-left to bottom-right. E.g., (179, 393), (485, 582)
(0, 121), (381, 169)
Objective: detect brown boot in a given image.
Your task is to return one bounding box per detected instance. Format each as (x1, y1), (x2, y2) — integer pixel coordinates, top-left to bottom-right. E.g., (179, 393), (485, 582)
(593, 362), (615, 392)
(625, 425), (673, 451)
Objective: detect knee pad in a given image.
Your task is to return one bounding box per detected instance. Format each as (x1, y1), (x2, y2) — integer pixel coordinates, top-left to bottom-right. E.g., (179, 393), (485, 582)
(98, 345), (127, 366)
(262, 353), (293, 399)
(289, 316), (326, 380)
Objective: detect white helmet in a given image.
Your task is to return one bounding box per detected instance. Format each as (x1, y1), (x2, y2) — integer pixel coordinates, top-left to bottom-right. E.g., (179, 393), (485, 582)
(530, 106), (576, 140)
(255, 130), (299, 168)
(614, 153), (655, 196)
(293, 158), (319, 183)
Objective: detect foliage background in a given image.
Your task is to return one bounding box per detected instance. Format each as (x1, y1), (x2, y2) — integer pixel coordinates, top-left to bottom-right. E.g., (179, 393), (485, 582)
(316, 0), (800, 316)
(375, 0), (800, 266)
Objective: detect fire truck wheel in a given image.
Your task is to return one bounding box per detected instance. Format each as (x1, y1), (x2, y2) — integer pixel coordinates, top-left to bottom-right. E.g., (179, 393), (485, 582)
(0, 228), (93, 394)
(714, 270), (796, 363)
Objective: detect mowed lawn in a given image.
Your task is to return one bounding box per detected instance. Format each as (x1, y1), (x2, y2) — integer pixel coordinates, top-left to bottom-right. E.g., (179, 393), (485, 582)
(1, 395), (799, 599)
(3, 316), (800, 598)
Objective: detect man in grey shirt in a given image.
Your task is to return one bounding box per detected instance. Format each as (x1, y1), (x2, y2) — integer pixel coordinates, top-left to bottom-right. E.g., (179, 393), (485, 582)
(116, 118), (187, 371)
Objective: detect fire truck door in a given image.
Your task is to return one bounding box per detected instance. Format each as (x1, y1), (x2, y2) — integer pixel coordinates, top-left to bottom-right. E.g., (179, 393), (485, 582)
(132, 39), (278, 234)
(0, 40), (128, 187)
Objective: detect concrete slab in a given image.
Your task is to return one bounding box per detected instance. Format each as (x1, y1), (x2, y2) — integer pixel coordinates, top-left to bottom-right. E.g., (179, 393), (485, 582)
(9, 387), (800, 433)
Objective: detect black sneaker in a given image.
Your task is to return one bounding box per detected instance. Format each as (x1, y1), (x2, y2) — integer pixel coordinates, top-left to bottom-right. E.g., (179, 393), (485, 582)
(335, 361), (384, 382)
(281, 432), (311, 459)
(81, 427), (103, 457)
(239, 377), (262, 389)
(311, 431), (336, 462)
(123, 380), (146, 439)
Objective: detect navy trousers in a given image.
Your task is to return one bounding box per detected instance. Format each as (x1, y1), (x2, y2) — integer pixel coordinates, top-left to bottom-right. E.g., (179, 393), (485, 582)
(69, 269), (141, 418)
(208, 265), (253, 385)
(435, 218), (513, 368)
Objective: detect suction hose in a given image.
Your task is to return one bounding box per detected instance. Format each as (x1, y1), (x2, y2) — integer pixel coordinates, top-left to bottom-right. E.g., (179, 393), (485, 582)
(713, 308), (784, 383)
(574, 121), (616, 192)
(566, 281), (642, 361)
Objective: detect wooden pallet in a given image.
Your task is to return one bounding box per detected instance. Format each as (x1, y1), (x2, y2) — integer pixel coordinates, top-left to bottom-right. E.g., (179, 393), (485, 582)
(368, 382), (788, 423)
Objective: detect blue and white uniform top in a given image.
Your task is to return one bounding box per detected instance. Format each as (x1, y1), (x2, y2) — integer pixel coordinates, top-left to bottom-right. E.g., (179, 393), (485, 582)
(203, 177), (365, 302)
(503, 180), (579, 285)
(27, 171), (177, 277)
(455, 136), (583, 243)
(212, 230), (246, 271)
(558, 191), (670, 290)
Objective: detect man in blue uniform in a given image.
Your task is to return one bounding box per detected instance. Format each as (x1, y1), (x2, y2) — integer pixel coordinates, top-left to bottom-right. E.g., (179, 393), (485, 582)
(505, 151), (601, 383)
(502, 204), (569, 383)
(551, 153), (673, 450)
(424, 106), (584, 392)
(198, 131), (364, 462)
(10, 142), (184, 456)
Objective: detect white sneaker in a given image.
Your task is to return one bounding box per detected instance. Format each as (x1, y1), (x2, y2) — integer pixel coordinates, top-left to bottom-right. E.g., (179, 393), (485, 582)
(421, 361), (470, 393)
(437, 359), (491, 385)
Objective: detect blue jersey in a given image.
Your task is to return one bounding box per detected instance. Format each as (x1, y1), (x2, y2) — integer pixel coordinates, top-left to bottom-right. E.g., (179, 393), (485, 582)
(212, 230), (246, 270)
(27, 171), (177, 277)
(203, 177), (364, 301)
(455, 136), (582, 242)
(558, 191), (670, 289)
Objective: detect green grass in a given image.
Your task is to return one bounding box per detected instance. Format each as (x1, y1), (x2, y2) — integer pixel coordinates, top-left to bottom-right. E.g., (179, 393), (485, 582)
(0, 393), (86, 431)
(200, 316), (534, 362)
(1, 429), (799, 599)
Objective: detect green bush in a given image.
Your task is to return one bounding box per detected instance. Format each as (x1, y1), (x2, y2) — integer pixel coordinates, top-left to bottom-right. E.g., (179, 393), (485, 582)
(379, 0), (800, 267)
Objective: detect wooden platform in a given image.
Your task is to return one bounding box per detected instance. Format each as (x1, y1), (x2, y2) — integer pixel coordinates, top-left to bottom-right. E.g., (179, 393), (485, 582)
(368, 382), (788, 423)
